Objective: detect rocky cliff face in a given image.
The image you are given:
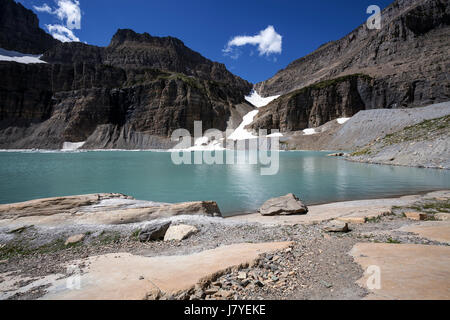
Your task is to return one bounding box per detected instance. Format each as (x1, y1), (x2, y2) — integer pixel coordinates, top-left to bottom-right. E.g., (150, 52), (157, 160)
(0, 2), (252, 149)
(41, 29), (250, 91)
(255, 0), (449, 111)
(0, 60), (252, 149)
(0, 0), (59, 54)
(249, 74), (371, 132)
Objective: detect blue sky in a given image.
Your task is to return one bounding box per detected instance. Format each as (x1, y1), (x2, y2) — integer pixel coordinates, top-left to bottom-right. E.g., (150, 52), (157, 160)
(18, 0), (392, 84)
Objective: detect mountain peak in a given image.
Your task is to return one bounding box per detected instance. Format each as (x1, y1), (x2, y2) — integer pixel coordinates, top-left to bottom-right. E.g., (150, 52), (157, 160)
(0, 0), (59, 54)
(109, 28), (184, 48)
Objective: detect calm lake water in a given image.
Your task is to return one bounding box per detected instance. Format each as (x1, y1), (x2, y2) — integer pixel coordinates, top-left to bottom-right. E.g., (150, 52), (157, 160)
(0, 151), (449, 215)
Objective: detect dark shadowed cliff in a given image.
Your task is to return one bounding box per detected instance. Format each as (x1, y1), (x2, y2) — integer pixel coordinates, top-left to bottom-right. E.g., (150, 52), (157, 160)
(0, 1), (252, 149)
(0, 0), (59, 54)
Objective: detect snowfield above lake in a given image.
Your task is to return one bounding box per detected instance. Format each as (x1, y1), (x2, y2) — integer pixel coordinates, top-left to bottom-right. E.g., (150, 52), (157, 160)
(0, 48), (46, 64)
(245, 90), (280, 108)
(227, 110), (259, 141)
(228, 91), (281, 141)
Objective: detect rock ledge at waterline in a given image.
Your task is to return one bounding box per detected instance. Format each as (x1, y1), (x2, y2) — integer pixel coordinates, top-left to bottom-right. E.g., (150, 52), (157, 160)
(0, 193), (222, 227)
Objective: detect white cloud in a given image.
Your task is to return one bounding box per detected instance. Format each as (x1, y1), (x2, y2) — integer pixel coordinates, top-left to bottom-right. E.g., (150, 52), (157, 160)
(54, 0), (81, 29)
(34, 1), (82, 42)
(46, 24), (80, 42)
(33, 3), (53, 14)
(224, 25), (282, 58)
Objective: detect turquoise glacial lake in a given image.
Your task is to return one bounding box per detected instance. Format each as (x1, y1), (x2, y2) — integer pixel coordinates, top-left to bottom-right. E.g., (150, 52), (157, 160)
(0, 151), (449, 215)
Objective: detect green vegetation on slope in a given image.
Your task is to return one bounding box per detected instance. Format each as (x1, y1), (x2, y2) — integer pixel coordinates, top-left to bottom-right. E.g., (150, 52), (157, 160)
(289, 73), (373, 99)
(382, 115), (450, 146)
(350, 115), (450, 157)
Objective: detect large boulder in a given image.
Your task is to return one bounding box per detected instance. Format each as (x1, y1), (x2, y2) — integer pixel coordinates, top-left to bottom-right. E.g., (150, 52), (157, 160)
(138, 222), (171, 242)
(164, 224), (198, 241)
(259, 193), (308, 216)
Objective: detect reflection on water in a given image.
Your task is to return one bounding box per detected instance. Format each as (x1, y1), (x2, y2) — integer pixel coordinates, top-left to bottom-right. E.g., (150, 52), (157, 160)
(0, 151), (449, 215)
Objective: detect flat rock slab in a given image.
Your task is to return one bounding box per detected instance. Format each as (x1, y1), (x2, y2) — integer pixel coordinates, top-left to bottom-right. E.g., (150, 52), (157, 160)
(350, 243), (450, 300)
(0, 194), (222, 227)
(398, 221), (450, 244)
(33, 241), (292, 300)
(229, 191), (449, 226)
(404, 212), (428, 220)
(0, 193), (132, 219)
(231, 201), (394, 226)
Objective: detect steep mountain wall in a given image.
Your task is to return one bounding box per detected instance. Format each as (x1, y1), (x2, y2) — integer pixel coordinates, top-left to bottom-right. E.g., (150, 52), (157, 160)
(255, 0), (449, 111)
(249, 74), (371, 132)
(0, 1), (253, 149)
(0, 0), (59, 53)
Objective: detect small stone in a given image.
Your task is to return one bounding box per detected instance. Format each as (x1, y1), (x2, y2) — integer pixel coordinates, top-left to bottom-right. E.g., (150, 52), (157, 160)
(8, 225), (33, 234)
(435, 213), (450, 221)
(139, 276), (144, 280)
(147, 288), (162, 300)
(254, 280), (264, 287)
(404, 212), (428, 221)
(217, 290), (233, 298)
(65, 234), (85, 246)
(176, 292), (188, 300)
(237, 271), (247, 280)
(323, 220), (350, 233)
(205, 287), (219, 295)
(337, 217), (366, 224)
(240, 279), (250, 287)
(320, 280), (333, 288)
(271, 276), (279, 282)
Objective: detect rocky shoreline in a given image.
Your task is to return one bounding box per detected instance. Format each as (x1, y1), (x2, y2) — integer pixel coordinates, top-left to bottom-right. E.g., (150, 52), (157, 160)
(276, 102), (450, 170)
(1, 191), (449, 300)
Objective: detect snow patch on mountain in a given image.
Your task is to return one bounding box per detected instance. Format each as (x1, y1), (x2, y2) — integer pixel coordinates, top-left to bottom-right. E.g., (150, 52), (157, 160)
(245, 90), (280, 108)
(0, 48), (46, 64)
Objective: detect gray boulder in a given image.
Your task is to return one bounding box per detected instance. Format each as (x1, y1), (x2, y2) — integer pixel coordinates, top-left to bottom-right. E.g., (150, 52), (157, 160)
(139, 222), (171, 242)
(259, 193), (308, 216)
